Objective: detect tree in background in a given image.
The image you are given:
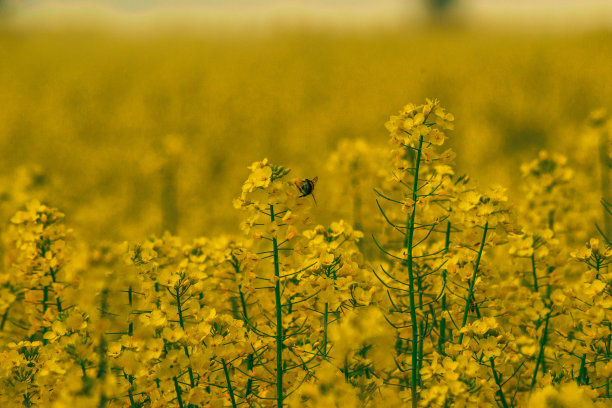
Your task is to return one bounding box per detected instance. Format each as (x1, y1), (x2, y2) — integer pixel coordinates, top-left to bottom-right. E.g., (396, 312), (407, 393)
(0, 0), (10, 20)
(424, 0), (459, 24)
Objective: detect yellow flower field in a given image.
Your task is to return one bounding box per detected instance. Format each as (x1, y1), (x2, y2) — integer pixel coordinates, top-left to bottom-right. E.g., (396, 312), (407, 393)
(0, 23), (611, 408)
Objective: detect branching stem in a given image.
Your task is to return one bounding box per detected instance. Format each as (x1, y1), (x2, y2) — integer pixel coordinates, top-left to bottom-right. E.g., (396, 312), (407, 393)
(458, 222), (489, 345)
(222, 359), (238, 408)
(405, 135), (424, 408)
(270, 204), (284, 408)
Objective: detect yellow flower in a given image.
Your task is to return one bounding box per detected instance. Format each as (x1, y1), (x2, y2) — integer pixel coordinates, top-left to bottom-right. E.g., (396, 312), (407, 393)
(43, 320), (67, 342)
(148, 309), (168, 328)
(107, 341), (122, 358)
(242, 159), (273, 193)
(527, 383), (596, 408)
(162, 327), (185, 343)
(478, 337), (499, 359)
(428, 128), (445, 145)
(65, 312), (87, 331)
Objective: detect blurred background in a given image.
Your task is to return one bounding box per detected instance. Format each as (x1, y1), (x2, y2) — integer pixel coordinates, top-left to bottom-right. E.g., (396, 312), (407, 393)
(1, 0), (611, 241)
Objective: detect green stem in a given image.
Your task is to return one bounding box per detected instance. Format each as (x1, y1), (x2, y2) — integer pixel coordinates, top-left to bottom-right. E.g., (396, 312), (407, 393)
(344, 357), (350, 382)
(418, 275), (423, 309)
(125, 288), (137, 407)
(0, 308), (8, 331)
(270, 204), (284, 408)
(438, 295), (447, 355)
(41, 286), (49, 344)
(417, 320), (425, 387)
(458, 222), (489, 345)
(530, 254), (538, 293)
(173, 376), (185, 408)
(175, 289), (185, 329)
(530, 310), (551, 389)
(489, 358), (510, 408)
(49, 267), (63, 312)
(438, 222), (450, 355)
(238, 286), (255, 397)
(97, 334), (108, 407)
(42, 286), (48, 314)
(174, 286), (195, 388)
(128, 286), (133, 336)
(607, 322), (611, 397)
(323, 303), (328, 359)
(97, 395), (107, 408)
(405, 135), (424, 408)
(222, 359), (238, 408)
(246, 354), (254, 397)
(238, 286), (249, 320)
(577, 353), (588, 385)
(97, 289), (109, 407)
(126, 372), (136, 407)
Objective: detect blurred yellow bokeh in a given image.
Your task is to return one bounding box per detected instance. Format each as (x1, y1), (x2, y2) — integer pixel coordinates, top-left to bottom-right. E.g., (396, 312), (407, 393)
(0, 3), (610, 242)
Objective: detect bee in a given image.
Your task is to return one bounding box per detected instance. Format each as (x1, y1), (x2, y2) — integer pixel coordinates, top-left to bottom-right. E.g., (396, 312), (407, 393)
(295, 177), (318, 205)
(469, 296), (477, 313)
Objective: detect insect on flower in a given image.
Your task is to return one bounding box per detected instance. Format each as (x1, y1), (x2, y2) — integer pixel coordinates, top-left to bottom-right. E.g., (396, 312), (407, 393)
(295, 177), (318, 205)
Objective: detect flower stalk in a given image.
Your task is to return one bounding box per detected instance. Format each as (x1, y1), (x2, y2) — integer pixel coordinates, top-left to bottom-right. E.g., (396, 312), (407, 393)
(270, 204), (284, 408)
(404, 135), (425, 407)
(458, 222), (488, 345)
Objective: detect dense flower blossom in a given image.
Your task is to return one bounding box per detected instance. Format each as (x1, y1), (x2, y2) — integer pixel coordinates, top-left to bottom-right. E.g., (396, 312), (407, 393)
(1, 100), (610, 408)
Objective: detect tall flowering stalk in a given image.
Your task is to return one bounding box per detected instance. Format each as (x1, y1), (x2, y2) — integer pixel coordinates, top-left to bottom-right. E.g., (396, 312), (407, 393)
(234, 159), (318, 407)
(234, 159), (373, 407)
(374, 100), (518, 407)
(108, 233), (252, 408)
(4, 201), (71, 340)
(374, 99), (455, 407)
